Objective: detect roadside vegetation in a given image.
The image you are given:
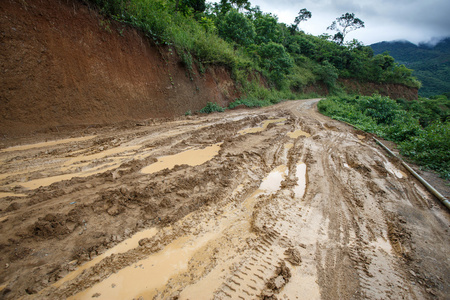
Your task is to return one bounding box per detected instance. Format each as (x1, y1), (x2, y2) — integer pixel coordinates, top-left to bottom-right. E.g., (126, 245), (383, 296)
(318, 95), (450, 179)
(84, 0), (420, 103)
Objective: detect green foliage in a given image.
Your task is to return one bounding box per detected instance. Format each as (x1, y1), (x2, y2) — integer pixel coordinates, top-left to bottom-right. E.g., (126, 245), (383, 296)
(318, 95), (449, 179)
(217, 9), (255, 46)
(292, 8), (311, 31)
(258, 42), (293, 88)
(199, 102), (225, 113)
(178, 0), (206, 14)
(313, 60), (338, 88)
(229, 81), (297, 108)
(400, 121), (450, 179)
(87, 0), (420, 103)
(396, 96), (450, 127)
(253, 13), (281, 44)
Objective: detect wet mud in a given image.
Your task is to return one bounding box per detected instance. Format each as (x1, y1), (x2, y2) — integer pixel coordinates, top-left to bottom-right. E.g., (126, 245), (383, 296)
(0, 99), (448, 299)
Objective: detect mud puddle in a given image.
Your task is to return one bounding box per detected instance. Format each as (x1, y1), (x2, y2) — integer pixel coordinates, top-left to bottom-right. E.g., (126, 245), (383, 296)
(55, 228), (158, 288)
(0, 192), (26, 199)
(287, 129), (311, 139)
(258, 165), (288, 193)
(0, 135), (97, 153)
(294, 162), (307, 199)
(4, 145), (142, 190)
(141, 143), (222, 174)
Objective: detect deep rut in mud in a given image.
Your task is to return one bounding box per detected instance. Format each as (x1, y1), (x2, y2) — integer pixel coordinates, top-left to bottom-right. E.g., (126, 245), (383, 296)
(0, 99), (448, 299)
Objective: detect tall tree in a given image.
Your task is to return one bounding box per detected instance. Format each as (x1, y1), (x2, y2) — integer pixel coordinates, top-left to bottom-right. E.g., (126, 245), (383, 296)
(175, 0), (206, 14)
(292, 8), (311, 31)
(253, 13), (281, 44)
(327, 13), (364, 45)
(217, 9), (256, 46)
(215, 0), (250, 14)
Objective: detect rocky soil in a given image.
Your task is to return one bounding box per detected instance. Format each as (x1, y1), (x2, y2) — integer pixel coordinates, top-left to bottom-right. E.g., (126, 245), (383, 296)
(0, 99), (448, 299)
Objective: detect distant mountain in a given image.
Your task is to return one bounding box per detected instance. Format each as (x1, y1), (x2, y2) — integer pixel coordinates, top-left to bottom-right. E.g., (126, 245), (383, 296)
(371, 38), (450, 97)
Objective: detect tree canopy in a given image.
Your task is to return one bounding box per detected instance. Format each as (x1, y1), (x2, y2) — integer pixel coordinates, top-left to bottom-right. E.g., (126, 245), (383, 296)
(327, 13), (365, 45)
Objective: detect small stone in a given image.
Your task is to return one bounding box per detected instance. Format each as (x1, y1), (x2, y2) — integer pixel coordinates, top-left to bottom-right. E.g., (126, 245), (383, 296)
(426, 288), (436, 295)
(273, 276), (286, 289)
(92, 292), (101, 298)
(409, 270), (416, 277)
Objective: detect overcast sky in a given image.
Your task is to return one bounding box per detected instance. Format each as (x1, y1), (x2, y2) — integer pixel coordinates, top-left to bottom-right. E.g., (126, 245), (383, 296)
(209, 0), (450, 45)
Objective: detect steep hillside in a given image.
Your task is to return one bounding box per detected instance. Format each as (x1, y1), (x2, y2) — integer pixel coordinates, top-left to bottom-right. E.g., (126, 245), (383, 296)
(371, 38), (450, 97)
(0, 0), (419, 138)
(0, 0), (240, 137)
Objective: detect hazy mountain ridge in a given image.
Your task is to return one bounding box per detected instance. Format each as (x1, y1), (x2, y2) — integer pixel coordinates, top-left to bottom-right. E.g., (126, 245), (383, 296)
(371, 38), (450, 97)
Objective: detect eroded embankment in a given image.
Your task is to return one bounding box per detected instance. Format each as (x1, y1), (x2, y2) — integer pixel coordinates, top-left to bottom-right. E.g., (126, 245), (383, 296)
(0, 0), (239, 137)
(0, 99), (448, 299)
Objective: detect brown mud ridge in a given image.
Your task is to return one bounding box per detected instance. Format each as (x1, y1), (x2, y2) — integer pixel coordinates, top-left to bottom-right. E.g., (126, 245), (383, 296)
(0, 100), (448, 299)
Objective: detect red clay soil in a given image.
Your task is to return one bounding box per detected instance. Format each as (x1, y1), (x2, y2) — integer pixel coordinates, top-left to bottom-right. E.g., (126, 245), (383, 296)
(339, 78), (419, 100)
(0, 0), (240, 138)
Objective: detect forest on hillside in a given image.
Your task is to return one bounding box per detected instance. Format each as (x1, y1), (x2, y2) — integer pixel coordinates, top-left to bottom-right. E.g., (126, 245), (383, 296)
(84, 0), (420, 105)
(371, 38), (450, 97)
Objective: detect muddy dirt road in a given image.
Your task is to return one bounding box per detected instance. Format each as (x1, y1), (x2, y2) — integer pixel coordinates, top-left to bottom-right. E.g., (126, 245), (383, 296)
(0, 99), (448, 299)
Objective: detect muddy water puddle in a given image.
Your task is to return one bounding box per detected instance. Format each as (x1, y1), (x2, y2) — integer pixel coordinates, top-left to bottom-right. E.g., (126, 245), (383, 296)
(141, 143), (222, 174)
(0, 192), (26, 198)
(0, 136), (97, 153)
(294, 162), (307, 199)
(1, 144), (144, 190)
(238, 118), (286, 135)
(287, 129), (311, 139)
(259, 165), (288, 193)
(70, 232), (221, 300)
(55, 228), (158, 288)
(69, 166), (288, 299)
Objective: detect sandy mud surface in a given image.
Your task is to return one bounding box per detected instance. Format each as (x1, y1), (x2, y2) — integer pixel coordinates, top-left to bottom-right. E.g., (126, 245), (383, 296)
(0, 99), (448, 299)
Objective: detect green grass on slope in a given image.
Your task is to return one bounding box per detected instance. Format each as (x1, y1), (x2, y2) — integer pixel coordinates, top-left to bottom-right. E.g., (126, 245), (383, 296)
(318, 95), (450, 179)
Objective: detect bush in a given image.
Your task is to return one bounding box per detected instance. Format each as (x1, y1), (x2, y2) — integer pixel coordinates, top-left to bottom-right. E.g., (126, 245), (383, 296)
(400, 121), (450, 179)
(318, 95), (449, 179)
(199, 102), (225, 113)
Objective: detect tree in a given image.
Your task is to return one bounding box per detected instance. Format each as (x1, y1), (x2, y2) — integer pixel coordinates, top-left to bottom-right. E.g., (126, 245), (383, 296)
(292, 8), (311, 31)
(175, 0), (206, 14)
(253, 13), (281, 44)
(217, 9), (255, 46)
(214, 0), (250, 14)
(230, 0), (251, 11)
(258, 42), (293, 88)
(327, 13), (364, 45)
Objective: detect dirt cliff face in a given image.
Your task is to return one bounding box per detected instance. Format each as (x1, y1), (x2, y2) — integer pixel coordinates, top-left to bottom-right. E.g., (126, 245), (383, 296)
(0, 0), (239, 137)
(339, 78), (419, 100)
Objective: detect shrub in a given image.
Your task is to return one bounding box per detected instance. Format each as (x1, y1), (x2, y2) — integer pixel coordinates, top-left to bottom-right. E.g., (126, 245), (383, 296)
(400, 121), (450, 179)
(199, 102), (225, 113)
(318, 95), (449, 179)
